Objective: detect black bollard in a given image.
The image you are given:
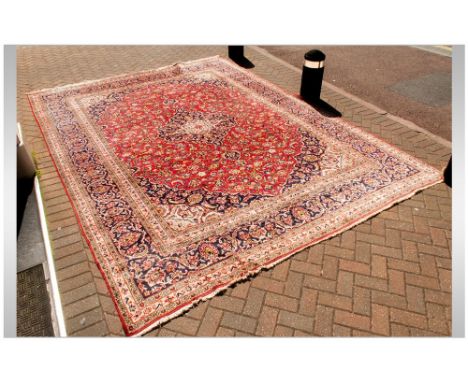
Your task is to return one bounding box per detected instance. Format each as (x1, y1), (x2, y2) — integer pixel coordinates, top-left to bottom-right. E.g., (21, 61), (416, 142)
(227, 46), (255, 69)
(300, 49), (326, 102)
(228, 46), (245, 61)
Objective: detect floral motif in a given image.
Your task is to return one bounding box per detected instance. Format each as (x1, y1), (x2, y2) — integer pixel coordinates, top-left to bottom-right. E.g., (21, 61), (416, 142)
(159, 110), (236, 145)
(94, 77), (305, 197)
(28, 56), (442, 335)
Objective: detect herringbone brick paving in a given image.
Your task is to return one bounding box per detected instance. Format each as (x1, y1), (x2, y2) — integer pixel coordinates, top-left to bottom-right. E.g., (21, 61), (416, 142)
(17, 45), (452, 337)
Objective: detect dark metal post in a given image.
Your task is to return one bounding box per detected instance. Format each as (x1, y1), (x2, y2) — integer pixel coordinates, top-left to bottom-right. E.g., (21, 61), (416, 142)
(227, 46), (255, 68)
(228, 46), (245, 61)
(300, 49), (326, 102)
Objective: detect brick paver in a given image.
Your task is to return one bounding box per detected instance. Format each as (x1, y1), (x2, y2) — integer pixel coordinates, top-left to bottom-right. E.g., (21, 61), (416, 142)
(17, 45), (451, 337)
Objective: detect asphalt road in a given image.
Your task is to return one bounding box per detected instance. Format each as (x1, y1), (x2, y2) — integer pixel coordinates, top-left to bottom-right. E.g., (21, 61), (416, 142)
(261, 46), (451, 141)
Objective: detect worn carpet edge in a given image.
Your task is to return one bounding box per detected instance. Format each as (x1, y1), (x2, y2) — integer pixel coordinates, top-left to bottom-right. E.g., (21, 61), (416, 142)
(26, 57), (445, 337)
(26, 55), (221, 96)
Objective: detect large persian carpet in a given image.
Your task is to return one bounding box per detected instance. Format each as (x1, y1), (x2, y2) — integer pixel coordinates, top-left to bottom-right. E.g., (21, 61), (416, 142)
(28, 56), (442, 336)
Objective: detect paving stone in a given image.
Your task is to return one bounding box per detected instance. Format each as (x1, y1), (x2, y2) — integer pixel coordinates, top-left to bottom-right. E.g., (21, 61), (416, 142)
(438, 269), (452, 292)
(318, 291), (352, 311)
(64, 294), (101, 320)
(298, 288), (318, 316)
(426, 303), (450, 334)
(242, 288), (265, 317)
(353, 286), (371, 316)
(336, 271), (354, 297)
(209, 295), (245, 314)
(371, 304), (390, 336)
(406, 273), (440, 290)
(390, 308), (427, 329)
(53, 242), (85, 259)
(251, 276), (284, 294)
(264, 292), (298, 312)
(57, 261), (90, 282)
(72, 320), (109, 337)
(334, 310), (371, 331)
(321, 255), (339, 280)
(197, 307), (223, 336)
(370, 255), (387, 279)
(216, 327), (235, 337)
(221, 312), (257, 334)
(58, 271), (94, 293)
(98, 295), (119, 315)
(391, 323), (411, 336)
(256, 306), (279, 336)
(52, 233), (83, 250)
(230, 281), (251, 299)
(355, 274), (388, 292)
(387, 258), (420, 274)
(183, 302), (208, 320)
(314, 305), (334, 336)
(55, 251), (88, 271)
(271, 260), (290, 281)
(274, 325), (294, 337)
(405, 285), (426, 314)
(371, 244), (402, 259)
(157, 328), (178, 337)
(277, 311), (314, 333)
(425, 289), (451, 306)
(104, 313), (125, 335)
(303, 275), (336, 293)
(371, 290), (408, 310)
(66, 308), (104, 334)
(290, 260), (321, 276)
(164, 316), (200, 336)
(340, 258), (371, 276)
(50, 224), (80, 241)
(283, 271), (304, 298)
(61, 282), (98, 306)
(333, 324), (352, 337)
(388, 270), (406, 296)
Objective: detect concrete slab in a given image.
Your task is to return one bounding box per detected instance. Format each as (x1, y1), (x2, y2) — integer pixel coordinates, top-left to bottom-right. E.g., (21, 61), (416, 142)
(389, 72), (451, 107)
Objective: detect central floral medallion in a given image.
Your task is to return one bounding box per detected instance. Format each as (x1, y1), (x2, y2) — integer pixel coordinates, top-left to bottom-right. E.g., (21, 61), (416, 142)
(97, 74), (308, 197)
(159, 110), (236, 145)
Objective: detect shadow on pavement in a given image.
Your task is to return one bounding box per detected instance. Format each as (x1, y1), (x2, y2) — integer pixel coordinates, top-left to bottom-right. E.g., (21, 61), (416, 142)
(228, 46), (255, 69)
(302, 98), (342, 118)
(229, 55), (255, 69)
(17, 177), (34, 236)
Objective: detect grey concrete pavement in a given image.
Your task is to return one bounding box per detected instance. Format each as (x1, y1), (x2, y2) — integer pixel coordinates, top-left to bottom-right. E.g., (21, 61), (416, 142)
(260, 46), (451, 141)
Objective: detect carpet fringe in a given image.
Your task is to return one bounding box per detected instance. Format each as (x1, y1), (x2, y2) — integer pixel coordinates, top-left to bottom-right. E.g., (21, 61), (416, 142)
(133, 175), (444, 337)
